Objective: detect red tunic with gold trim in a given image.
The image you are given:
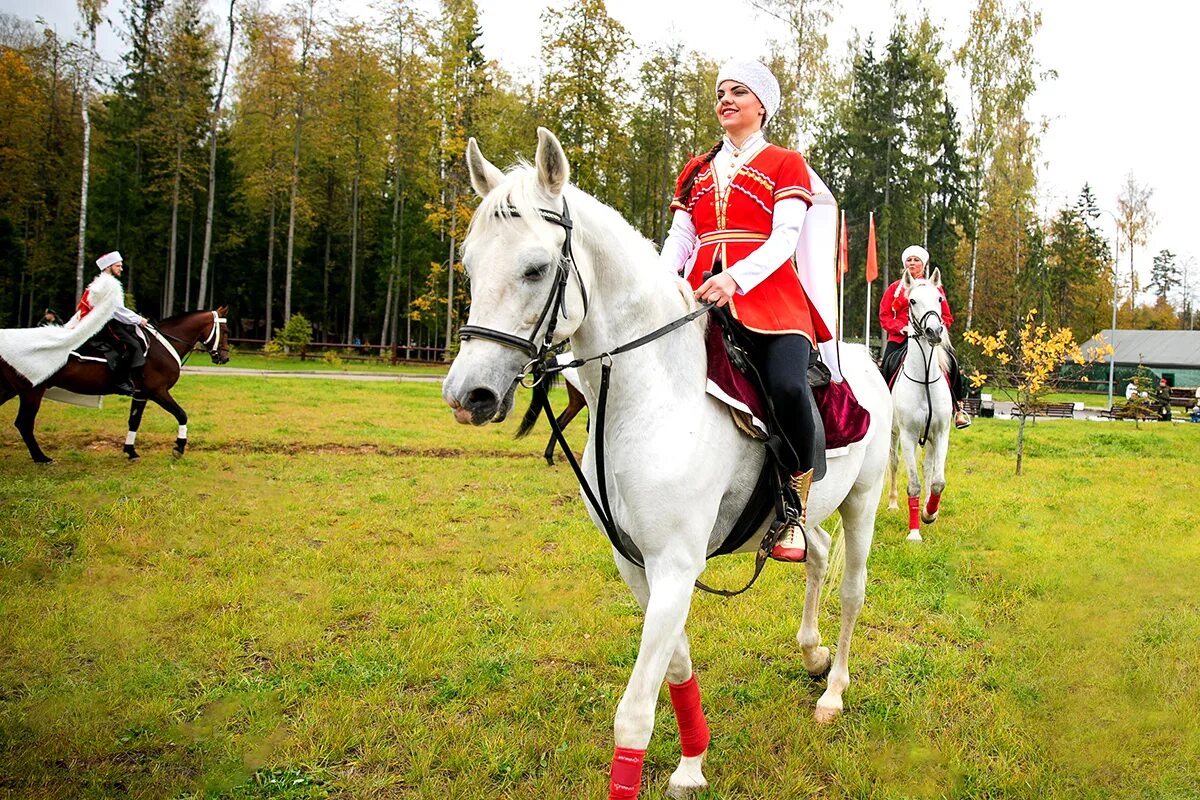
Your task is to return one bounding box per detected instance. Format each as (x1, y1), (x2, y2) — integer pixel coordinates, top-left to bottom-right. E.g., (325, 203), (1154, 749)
(671, 144), (829, 342)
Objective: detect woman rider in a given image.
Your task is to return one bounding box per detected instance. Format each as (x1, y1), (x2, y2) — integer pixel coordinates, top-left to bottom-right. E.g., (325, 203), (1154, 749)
(658, 59), (831, 563)
(879, 245), (971, 429)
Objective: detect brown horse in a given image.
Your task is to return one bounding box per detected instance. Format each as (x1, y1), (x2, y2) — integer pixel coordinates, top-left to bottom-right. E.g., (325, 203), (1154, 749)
(0, 307), (230, 463)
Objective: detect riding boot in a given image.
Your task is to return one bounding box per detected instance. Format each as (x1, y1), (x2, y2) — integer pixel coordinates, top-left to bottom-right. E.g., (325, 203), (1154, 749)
(954, 401), (972, 430)
(771, 468), (814, 562)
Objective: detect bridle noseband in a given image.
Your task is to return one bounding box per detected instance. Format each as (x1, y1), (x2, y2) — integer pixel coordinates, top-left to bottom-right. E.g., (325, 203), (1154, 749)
(202, 310), (228, 361)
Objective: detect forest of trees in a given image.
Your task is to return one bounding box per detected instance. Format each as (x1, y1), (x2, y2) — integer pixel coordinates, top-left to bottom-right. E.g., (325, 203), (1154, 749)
(0, 0), (1194, 356)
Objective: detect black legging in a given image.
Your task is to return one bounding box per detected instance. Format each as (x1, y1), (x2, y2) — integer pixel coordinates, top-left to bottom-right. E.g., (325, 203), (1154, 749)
(108, 321), (146, 370)
(739, 328), (815, 475)
(882, 337), (964, 404)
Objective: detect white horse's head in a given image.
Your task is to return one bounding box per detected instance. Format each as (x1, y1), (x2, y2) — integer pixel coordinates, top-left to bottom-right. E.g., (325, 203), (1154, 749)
(901, 267), (947, 347)
(443, 128), (593, 425)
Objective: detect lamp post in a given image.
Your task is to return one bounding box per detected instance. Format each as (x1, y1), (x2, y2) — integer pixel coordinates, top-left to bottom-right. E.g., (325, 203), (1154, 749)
(1096, 208), (1120, 408)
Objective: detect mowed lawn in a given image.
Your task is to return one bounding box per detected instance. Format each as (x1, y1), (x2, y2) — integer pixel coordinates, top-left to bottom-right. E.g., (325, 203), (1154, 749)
(2, 376), (1198, 799)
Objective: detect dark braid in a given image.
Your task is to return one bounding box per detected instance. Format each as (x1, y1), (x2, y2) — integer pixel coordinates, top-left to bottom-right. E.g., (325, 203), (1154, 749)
(676, 140), (724, 210)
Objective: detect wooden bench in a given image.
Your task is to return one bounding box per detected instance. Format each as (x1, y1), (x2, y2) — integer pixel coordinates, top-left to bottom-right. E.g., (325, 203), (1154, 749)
(1013, 401), (1075, 419)
(962, 396), (995, 418)
(1169, 387), (1198, 409)
(1101, 402), (1160, 420)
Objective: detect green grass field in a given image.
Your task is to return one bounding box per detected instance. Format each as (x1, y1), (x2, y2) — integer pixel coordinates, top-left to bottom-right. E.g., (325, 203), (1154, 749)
(2, 377), (1199, 799)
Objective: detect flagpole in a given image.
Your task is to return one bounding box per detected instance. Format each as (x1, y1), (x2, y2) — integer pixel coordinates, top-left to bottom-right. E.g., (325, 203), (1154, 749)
(864, 211), (874, 350)
(838, 209), (845, 340)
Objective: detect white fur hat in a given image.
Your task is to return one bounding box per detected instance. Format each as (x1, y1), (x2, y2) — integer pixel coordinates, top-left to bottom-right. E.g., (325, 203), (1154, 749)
(901, 245), (929, 267)
(716, 60), (781, 125)
(96, 251), (123, 271)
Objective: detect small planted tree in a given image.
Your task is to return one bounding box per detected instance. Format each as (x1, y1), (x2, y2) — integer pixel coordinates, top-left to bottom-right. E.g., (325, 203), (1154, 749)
(266, 312), (313, 357)
(963, 309), (1111, 474)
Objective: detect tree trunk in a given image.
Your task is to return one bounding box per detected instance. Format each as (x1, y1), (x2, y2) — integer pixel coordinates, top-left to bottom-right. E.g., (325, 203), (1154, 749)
(185, 210), (194, 311)
(284, 0), (315, 324)
(445, 190), (458, 352)
(391, 193), (406, 355)
(266, 193), (276, 339)
(166, 139), (182, 316)
(348, 173), (360, 344)
(74, 21), (97, 298)
(197, 0), (236, 310)
(966, 173), (982, 330)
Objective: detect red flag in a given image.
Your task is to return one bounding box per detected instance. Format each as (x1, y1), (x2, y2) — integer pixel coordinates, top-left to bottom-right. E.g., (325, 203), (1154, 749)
(838, 210), (849, 283)
(865, 212), (878, 283)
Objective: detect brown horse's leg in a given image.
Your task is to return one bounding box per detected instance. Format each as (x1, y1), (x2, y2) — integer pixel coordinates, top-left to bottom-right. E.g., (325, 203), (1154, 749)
(543, 382), (588, 465)
(147, 390), (189, 457)
(14, 388), (52, 464)
(123, 397), (149, 460)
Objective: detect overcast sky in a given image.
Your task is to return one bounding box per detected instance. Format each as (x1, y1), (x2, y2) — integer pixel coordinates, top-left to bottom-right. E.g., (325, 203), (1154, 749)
(10, 0), (1198, 304)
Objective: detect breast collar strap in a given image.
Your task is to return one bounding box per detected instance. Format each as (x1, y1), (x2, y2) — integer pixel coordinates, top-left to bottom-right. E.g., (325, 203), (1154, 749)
(458, 198), (589, 364)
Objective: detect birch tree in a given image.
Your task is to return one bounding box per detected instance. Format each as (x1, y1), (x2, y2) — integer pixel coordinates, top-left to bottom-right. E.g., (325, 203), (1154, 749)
(195, 0), (235, 311)
(74, 0), (105, 297)
(954, 0), (1040, 329)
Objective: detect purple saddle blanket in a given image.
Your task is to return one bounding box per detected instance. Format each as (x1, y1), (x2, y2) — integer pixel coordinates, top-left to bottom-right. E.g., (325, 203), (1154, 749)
(704, 322), (871, 451)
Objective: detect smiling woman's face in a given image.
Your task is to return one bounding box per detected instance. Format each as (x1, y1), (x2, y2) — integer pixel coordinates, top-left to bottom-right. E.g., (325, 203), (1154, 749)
(715, 80), (765, 138)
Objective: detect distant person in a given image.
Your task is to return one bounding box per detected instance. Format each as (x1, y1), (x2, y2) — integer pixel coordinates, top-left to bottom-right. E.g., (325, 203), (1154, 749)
(879, 245), (971, 429)
(1156, 378), (1172, 421)
(37, 309), (62, 327)
(1125, 380), (1137, 401)
(80, 251), (147, 395)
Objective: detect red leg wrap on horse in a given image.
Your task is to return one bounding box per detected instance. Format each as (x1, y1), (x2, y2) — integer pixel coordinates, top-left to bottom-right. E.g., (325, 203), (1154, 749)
(908, 496), (920, 530)
(668, 674), (710, 757)
(926, 492), (941, 516)
(609, 747), (646, 800)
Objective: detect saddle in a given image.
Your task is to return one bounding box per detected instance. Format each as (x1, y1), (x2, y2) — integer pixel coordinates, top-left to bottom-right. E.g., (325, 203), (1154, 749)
(703, 306), (872, 558)
(75, 324), (148, 373)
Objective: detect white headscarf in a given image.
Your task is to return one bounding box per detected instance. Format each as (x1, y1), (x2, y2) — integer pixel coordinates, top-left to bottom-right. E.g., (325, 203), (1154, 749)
(716, 60), (781, 125)
(901, 245), (929, 269)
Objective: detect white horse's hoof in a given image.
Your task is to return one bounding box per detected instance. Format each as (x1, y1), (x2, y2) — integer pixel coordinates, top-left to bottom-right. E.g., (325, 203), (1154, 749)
(802, 645), (832, 679)
(814, 701), (843, 724)
(667, 755), (707, 798)
(887, 500), (899, 511)
(920, 510), (938, 524)
(907, 530), (922, 542)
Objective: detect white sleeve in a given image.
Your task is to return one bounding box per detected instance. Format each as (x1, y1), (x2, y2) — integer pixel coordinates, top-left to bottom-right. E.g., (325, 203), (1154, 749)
(112, 305), (142, 324)
(725, 198), (808, 294)
(658, 209), (697, 277)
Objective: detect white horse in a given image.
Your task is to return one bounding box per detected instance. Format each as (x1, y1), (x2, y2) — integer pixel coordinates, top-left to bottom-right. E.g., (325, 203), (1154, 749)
(442, 129), (893, 798)
(886, 270), (953, 542)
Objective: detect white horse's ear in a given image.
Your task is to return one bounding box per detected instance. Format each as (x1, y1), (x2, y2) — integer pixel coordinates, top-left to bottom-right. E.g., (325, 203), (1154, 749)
(928, 267), (942, 288)
(466, 138), (504, 198)
(535, 127), (570, 196)
(901, 269), (913, 290)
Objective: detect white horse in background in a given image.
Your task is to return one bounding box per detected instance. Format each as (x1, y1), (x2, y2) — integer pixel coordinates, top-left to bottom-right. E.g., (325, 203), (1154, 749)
(442, 128), (892, 798)
(886, 269), (954, 542)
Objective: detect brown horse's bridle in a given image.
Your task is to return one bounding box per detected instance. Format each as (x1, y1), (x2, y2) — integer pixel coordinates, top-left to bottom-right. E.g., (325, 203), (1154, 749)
(201, 311), (228, 361)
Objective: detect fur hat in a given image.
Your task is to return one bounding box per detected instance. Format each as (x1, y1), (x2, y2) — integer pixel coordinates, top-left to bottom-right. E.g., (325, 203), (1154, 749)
(901, 245), (929, 268)
(716, 60), (781, 125)
(96, 251), (123, 271)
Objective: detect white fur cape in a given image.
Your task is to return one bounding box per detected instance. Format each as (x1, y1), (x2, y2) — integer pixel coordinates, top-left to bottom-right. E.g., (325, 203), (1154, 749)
(0, 272), (123, 386)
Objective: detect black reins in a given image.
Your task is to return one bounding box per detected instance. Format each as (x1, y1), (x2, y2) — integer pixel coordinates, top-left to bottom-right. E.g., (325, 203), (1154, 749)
(458, 197), (778, 596)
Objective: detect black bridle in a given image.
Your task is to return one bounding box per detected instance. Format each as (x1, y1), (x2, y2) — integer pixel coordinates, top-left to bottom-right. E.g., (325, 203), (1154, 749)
(456, 197), (730, 584)
(900, 305), (945, 446)
(458, 200), (588, 367)
(156, 311), (229, 365)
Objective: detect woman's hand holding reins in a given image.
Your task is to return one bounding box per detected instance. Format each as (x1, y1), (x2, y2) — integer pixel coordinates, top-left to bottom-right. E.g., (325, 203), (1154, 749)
(695, 272), (738, 308)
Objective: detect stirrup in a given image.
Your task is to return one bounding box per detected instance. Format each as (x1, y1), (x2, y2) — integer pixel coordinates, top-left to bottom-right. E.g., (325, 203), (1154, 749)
(770, 522), (807, 562)
(954, 409), (972, 429)
(770, 468), (814, 562)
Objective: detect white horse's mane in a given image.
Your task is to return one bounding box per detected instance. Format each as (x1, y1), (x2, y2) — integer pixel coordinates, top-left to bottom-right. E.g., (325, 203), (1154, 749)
(467, 163), (661, 268)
